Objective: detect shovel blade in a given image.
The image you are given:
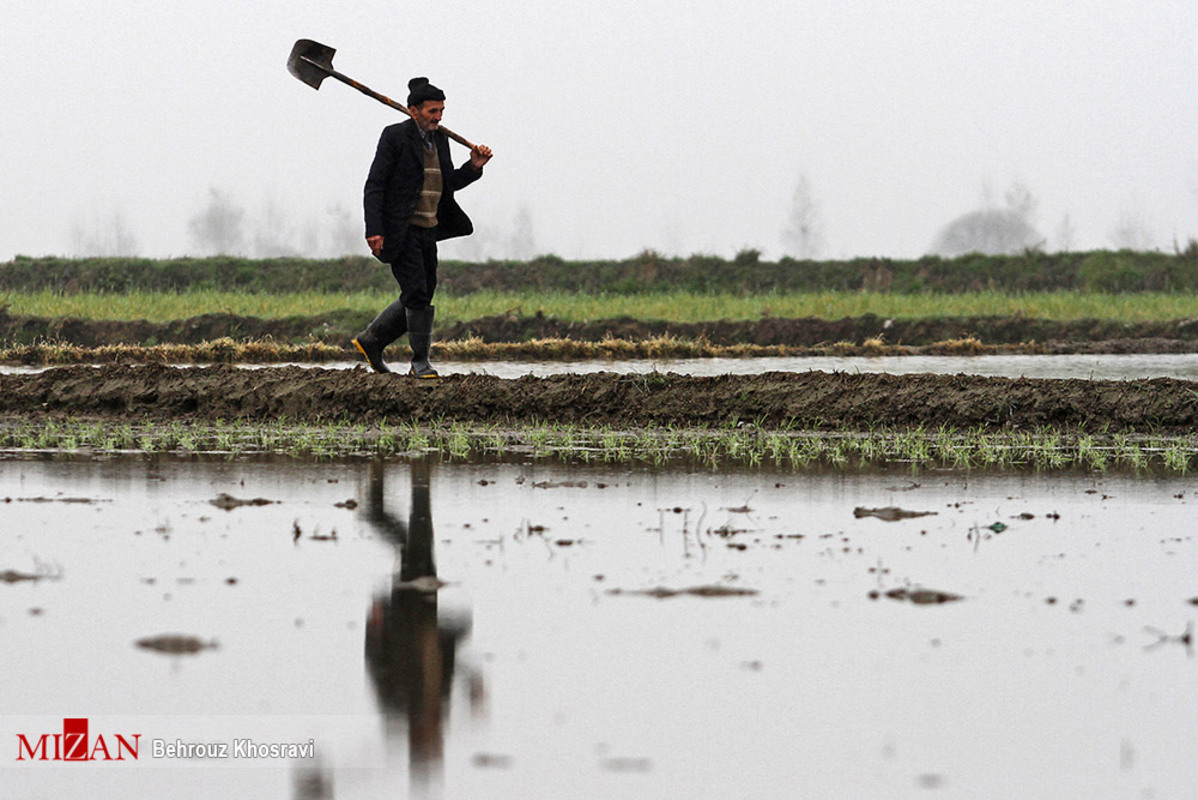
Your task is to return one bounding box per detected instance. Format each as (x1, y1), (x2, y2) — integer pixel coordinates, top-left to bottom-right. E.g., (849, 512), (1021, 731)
(287, 39), (337, 89)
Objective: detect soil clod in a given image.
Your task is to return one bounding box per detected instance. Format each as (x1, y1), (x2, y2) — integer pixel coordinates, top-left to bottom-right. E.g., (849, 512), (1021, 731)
(855, 506), (938, 522)
(135, 634), (219, 655)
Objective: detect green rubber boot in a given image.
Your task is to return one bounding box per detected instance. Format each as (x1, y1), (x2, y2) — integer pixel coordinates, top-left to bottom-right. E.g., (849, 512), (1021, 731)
(352, 300), (408, 374)
(405, 306), (438, 378)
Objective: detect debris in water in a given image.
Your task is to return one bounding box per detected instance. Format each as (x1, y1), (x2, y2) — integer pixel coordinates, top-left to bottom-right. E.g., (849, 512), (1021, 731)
(600, 757), (653, 773)
(725, 490), (757, 513)
(393, 576), (448, 593)
(0, 565), (61, 584)
(532, 480), (588, 489)
(1144, 621), (1194, 653)
(334, 498), (358, 509)
(884, 587), (963, 605)
(916, 773), (947, 790)
(135, 634), (219, 655)
(606, 584), (759, 599)
(854, 506), (938, 522)
(15, 496), (106, 504)
(472, 753), (513, 769)
(209, 493), (275, 511)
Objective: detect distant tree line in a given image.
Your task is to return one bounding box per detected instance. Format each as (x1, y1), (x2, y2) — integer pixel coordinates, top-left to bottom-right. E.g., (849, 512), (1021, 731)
(67, 177), (1176, 264)
(67, 187), (542, 262)
(779, 175), (1170, 258)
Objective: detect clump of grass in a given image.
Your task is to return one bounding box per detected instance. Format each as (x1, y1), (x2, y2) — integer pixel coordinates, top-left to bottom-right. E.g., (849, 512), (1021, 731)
(927, 335), (986, 355)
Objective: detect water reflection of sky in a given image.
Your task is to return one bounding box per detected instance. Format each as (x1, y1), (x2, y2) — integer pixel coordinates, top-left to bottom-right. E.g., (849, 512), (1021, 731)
(7, 353), (1198, 380)
(432, 353), (1198, 381)
(1, 457), (1196, 798)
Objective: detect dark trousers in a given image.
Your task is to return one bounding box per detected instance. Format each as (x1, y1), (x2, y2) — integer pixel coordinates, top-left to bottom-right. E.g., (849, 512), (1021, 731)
(389, 225), (438, 309)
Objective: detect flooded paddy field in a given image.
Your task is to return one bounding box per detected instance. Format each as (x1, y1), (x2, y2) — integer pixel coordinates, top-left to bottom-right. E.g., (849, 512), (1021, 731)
(2, 454), (1197, 798)
(9, 352), (1198, 381)
(420, 352), (1198, 381)
(309, 352), (1198, 381)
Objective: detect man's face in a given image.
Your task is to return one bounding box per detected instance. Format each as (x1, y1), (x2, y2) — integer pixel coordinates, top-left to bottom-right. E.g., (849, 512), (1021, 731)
(410, 100), (444, 133)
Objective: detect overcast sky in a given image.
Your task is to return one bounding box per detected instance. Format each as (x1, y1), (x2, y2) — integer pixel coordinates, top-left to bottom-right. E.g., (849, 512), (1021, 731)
(3, 1), (1196, 263)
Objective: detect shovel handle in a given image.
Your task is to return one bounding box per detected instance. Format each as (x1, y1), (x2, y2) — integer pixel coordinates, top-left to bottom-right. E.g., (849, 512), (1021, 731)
(301, 56), (476, 150)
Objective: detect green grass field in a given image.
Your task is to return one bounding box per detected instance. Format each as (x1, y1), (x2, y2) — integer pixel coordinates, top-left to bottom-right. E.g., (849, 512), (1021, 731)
(3, 288), (1197, 323)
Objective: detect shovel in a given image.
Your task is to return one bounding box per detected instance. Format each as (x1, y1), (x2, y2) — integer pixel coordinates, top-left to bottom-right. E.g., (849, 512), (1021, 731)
(287, 38), (476, 149)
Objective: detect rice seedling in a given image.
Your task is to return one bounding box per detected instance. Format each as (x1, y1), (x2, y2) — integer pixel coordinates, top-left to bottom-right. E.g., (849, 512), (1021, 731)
(2, 415), (1196, 474)
(1075, 435), (1108, 471)
(446, 424), (472, 459)
(403, 424), (431, 452)
(1161, 441), (1192, 473)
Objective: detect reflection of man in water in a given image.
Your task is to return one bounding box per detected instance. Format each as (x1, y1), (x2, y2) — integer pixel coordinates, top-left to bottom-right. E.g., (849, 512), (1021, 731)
(362, 458), (475, 784)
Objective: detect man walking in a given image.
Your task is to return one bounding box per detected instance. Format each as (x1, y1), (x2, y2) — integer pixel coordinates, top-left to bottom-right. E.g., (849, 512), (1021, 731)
(355, 77), (492, 377)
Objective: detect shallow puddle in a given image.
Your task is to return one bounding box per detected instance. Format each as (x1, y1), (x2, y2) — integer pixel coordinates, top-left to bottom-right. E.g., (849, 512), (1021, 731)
(2, 456), (1196, 798)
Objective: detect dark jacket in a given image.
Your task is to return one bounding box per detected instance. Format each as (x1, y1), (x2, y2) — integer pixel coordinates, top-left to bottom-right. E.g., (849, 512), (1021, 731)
(363, 119), (482, 262)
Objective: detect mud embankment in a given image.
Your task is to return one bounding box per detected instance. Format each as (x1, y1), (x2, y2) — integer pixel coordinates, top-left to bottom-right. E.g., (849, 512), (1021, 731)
(446, 313), (1198, 352)
(5, 308), (1198, 353)
(4, 364), (1198, 433)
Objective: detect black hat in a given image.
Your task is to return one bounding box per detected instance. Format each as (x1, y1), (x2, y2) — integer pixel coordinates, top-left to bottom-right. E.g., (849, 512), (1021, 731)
(407, 77), (445, 107)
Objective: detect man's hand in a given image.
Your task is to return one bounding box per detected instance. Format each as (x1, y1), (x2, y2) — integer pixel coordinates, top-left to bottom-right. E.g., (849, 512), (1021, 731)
(367, 235), (384, 256)
(469, 144), (493, 171)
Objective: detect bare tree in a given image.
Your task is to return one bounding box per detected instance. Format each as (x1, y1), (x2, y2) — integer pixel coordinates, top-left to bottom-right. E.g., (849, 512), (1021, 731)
(325, 203), (362, 256)
(929, 180), (1045, 256)
(781, 174), (824, 258)
(507, 205), (537, 260)
(1054, 213), (1077, 253)
(188, 188), (245, 255)
(70, 208), (140, 256)
(251, 198), (299, 258)
(1108, 210), (1155, 251)
(1004, 181), (1039, 227)
(930, 209), (1042, 256)
(441, 222), (497, 261)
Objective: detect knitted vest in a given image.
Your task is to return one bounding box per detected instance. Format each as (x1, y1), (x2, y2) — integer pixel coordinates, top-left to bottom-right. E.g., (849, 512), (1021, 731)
(410, 141), (443, 228)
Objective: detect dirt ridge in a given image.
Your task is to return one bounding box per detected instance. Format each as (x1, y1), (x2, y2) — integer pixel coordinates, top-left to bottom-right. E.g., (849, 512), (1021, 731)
(6, 308), (1198, 352)
(4, 364), (1197, 433)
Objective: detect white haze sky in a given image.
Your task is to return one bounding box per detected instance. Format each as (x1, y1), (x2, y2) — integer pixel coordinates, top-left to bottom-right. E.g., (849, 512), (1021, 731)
(3, 0), (1197, 263)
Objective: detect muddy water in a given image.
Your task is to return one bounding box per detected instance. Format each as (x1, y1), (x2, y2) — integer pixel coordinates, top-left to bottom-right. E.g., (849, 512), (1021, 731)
(2, 456), (1196, 799)
(6, 352), (1198, 380)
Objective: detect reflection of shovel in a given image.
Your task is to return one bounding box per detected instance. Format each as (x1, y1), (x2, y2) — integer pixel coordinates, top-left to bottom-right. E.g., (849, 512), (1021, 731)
(287, 38), (476, 149)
